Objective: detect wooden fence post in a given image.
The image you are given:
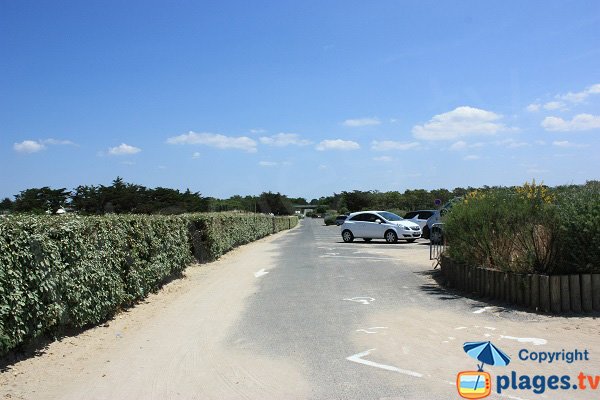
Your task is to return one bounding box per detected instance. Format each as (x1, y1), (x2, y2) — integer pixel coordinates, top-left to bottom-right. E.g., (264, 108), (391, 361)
(550, 276), (561, 314)
(592, 274), (600, 312)
(539, 275), (550, 313)
(570, 275), (582, 313)
(503, 272), (510, 303)
(509, 274), (517, 304)
(530, 274), (540, 311)
(581, 274), (593, 312)
(560, 275), (571, 312)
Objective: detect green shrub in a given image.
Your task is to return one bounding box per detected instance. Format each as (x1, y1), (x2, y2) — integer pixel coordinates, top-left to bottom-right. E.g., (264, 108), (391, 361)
(0, 212), (297, 355)
(554, 183), (600, 273)
(323, 214), (336, 225)
(445, 185), (559, 274)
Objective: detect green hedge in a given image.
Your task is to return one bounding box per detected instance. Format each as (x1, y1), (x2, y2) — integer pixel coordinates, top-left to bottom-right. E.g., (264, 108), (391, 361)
(186, 213), (298, 261)
(0, 212), (298, 355)
(444, 182), (599, 275)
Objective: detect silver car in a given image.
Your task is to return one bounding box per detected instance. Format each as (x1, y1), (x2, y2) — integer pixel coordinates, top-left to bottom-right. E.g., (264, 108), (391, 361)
(340, 211), (422, 243)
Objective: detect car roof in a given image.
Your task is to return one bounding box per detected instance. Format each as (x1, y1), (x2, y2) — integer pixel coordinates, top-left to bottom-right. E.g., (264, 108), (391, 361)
(347, 210), (386, 217)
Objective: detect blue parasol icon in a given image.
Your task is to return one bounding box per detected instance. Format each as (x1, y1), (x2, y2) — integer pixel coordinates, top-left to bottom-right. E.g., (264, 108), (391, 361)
(463, 341), (511, 393)
(463, 341), (511, 371)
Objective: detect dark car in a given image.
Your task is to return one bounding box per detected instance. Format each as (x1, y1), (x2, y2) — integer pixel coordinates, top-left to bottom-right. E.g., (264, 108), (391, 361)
(335, 215), (348, 225)
(404, 210), (436, 238)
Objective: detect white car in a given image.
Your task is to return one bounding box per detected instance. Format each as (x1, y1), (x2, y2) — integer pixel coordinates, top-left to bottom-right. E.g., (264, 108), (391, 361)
(340, 211), (422, 243)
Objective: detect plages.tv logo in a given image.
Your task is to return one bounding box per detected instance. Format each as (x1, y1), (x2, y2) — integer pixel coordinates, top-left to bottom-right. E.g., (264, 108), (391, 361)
(457, 341), (511, 399)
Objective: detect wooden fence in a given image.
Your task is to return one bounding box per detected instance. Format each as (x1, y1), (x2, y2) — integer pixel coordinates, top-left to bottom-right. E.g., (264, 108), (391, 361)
(440, 256), (600, 314)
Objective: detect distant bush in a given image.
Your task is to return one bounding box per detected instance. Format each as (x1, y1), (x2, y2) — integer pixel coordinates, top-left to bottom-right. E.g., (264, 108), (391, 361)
(323, 214), (336, 225)
(445, 182), (599, 274)
(0, 212), (297, 355)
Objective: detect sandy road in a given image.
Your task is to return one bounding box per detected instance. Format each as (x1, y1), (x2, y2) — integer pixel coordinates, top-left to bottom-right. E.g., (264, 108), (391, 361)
(1, 219), (599, 400)
(1, 227), (310, 400)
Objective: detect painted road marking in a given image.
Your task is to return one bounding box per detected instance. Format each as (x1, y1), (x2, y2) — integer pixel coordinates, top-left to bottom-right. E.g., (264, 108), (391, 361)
(254, 269), (269, 278)
(500, 335), (547, 346)
(472, 306), (493, 314)
(320, 255), (391, 260)
(343, 297), (375, 305)
(356, 327), (388, 334)
(346, 349), (423, 378)
(454, 326), (467, 330)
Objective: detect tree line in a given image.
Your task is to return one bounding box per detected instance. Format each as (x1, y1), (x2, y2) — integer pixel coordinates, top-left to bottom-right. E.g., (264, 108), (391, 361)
(4, 177), (589, 217)
(0, 178), (302, 216)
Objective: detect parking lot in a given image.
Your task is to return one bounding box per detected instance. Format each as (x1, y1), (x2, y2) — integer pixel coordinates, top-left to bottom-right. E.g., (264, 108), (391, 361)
(3, 218), (599, 400)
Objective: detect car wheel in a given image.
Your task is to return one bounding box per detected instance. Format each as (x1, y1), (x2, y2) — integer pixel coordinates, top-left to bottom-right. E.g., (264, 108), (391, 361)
(430, 228), (443, 245)
(342, 230), (354, 243)
(385, 230), (398, 244)
(363, 238), (372, 242)
(406, 239), (416, 243)
(422, 225), (430, 239)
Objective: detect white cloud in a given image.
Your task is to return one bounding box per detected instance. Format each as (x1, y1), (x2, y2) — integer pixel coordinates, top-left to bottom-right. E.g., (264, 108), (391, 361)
(108, 143), (142, 155)
(343, 117), (381, 127)
(494, 138), (529, 148)
(449, 140), (467, 151)
(527, 168), (549, 174)
(42, 138), (76, 145)
(315, 139), (360, 151)
(526, 103), (541, 112)
(463, 155), (481, 160)
(259, 133), (311, 147)
(534, 140), (547, 145)
(250, 128), (267, 134)
(120, 160), (135, 165)
(192, 152), (201, 159)
(371, 140), (420, 151)
(556, 83), (600, 104)
(541, 114), (600, 131)
(412, 106), (510, 140)
(258, 161), (278, 167)
(318, 164), (328, 170)
(13, 138), (76, 154)
(14, 140), (46, 153)
(543, 101), (567, 111)
(373, 156), (394, 162)
(552, 140), (589, 148)
(167, 131), (257, 152)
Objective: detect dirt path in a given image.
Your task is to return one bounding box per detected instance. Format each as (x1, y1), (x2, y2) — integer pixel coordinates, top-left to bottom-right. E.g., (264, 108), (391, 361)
(1, 227), (309, 400)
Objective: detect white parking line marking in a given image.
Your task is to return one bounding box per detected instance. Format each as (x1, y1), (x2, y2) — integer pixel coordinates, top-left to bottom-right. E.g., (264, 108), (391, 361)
(343, 297), (375, 305)
(346, 349), (423, 378)
(254, 269), (269, 278)
(454, 326), (467, 330)
(500, 335), (547, 346)
(320, 255), (391, 260)
(356, 327), (388, 334)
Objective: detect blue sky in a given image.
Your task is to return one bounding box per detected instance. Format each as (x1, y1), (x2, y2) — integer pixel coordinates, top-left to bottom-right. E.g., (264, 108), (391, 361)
(1, 1), (599, 200)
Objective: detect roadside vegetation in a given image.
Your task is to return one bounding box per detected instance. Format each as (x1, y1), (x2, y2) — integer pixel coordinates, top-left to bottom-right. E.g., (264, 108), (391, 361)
(444, 180), (600, 275)
(0, 212), (298, 356)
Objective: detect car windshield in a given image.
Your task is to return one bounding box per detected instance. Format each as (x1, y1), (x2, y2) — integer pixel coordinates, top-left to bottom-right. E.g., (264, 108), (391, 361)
(378, 212), (402, 221)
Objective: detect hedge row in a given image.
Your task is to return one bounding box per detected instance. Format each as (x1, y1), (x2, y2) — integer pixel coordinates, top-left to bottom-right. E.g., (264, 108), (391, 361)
(0, 212), (298, 355)
(444, 182), (600, 274)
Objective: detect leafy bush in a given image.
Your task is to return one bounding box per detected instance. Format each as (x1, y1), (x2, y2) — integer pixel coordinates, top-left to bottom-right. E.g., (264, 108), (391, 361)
(554, 182), (600, 273)
(445, 182), (600, 274)
(445, 183), (559, 274)
(0, 212), (297, 355)
(323, 214), (336, 225)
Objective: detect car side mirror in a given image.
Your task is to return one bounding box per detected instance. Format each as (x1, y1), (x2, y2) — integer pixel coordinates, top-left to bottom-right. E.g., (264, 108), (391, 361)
(375, 219), (382, 224)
